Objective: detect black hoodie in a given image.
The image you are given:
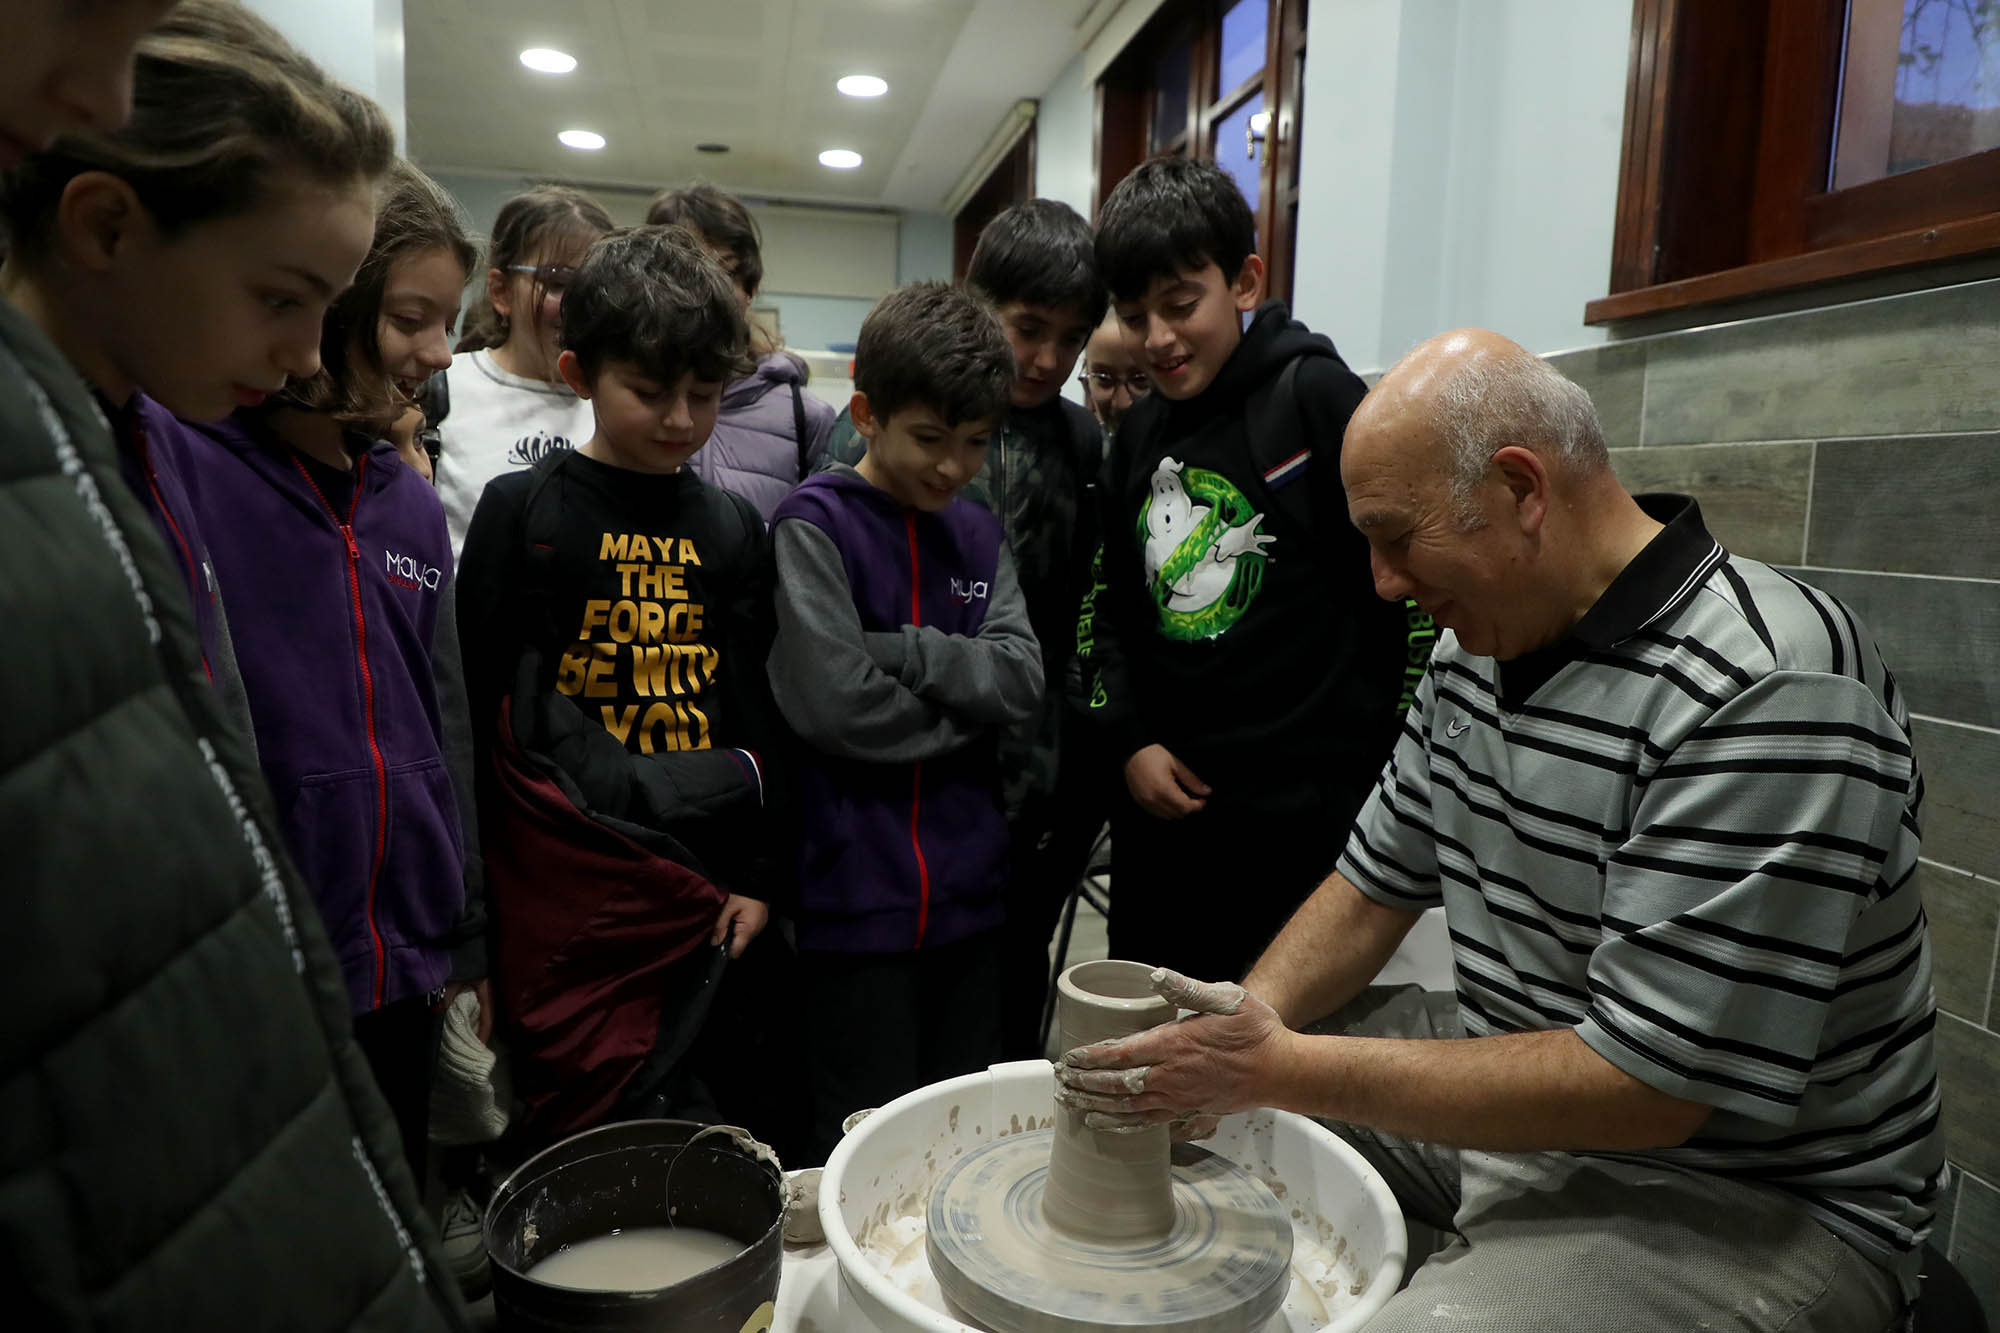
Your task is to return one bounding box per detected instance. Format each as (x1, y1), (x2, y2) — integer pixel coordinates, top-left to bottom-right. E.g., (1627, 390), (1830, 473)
(1090, 301), (1409, 796)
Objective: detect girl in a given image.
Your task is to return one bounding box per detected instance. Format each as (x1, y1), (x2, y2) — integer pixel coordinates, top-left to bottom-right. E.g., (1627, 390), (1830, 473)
(433, 184), (612, 553)
(646, 181), (836, 522)
(1, 1), (461, 1321)
(1, 0), (391, 731)
(151, 158), (486, 1182)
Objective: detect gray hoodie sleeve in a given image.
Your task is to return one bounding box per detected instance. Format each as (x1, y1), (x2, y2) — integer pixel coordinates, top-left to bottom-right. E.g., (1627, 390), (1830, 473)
(865, 541), (1043, 726)
(768, 516), (985, 763)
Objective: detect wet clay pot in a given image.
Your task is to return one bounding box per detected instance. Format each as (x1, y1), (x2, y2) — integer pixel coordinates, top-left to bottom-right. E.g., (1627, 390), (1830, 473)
(1042, 959), (1179, 1240)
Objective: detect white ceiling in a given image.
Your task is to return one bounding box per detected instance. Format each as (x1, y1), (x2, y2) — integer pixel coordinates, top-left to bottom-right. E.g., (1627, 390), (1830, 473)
(404, 0), (1104, 213)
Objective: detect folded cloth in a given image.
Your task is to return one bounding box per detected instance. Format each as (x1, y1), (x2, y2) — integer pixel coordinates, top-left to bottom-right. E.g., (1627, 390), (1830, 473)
(428, 990), (509, 1145)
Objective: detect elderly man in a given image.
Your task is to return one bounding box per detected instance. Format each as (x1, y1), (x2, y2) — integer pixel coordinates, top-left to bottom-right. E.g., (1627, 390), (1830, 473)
(1058, 329), (1944, 1331)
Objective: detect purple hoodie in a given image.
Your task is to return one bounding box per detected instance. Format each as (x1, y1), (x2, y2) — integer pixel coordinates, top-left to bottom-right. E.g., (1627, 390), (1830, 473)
(688, 351), (836, 522)
(148, 410), (478, 1014)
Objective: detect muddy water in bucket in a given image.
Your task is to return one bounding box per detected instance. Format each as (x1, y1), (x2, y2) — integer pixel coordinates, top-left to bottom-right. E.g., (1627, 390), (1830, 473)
(484, 1120), (784, 1332)
(927, 959), (1293, 1332)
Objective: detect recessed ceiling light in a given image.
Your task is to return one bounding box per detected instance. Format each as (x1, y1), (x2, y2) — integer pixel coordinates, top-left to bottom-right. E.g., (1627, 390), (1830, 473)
(837, 74), (888, 98)
(558, 129), (606, 151)
(520, 48), (577, 74)
(819, 148), (863, 169)
(696, 142), (730, 154)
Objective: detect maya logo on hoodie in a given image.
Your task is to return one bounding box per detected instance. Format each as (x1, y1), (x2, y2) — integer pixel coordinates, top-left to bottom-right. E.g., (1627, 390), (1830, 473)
(384, 550), (443, 593)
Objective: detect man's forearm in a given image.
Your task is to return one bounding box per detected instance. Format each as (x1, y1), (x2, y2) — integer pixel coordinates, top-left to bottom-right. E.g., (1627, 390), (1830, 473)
(1243, 872), (1419, 1028)
(1260, 1026), (1711, 1153)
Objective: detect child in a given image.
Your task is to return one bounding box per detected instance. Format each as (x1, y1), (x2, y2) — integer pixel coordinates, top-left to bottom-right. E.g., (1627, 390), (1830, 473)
(0, 0), (460, 1320)
(1078, 307), (1150, 441)
(148, 159), (485, 1184)
(433, 185), (613, 554)
(646, 181), (837, 520)
(1090, 155), (1415, 985)
(768, 281), (1043, 1159)
(819, 200), (1111, 1060)
(456, 224), (774, 1142)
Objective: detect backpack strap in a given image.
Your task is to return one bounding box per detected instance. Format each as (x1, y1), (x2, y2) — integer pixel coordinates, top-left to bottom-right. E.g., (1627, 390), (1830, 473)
(517, 451), (575, 652)
(791, 382), (810, 481)
(1246, 354), (1312, 541)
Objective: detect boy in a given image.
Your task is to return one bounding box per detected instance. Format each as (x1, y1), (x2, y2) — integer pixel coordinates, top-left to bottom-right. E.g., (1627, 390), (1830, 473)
(823, 200), (1113, 1058)
(1078, 307), (1151, 440)
(456, 225), (774, 1141)
(769, 281), (1044, 1159)
(1090, 156), (1417, 986)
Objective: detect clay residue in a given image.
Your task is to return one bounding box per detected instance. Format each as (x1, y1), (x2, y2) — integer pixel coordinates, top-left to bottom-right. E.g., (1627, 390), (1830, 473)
(948, 1104), (960, 1133)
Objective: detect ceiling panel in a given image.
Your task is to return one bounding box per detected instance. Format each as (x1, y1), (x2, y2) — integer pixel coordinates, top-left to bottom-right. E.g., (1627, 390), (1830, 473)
(404, 0), (1099, 210)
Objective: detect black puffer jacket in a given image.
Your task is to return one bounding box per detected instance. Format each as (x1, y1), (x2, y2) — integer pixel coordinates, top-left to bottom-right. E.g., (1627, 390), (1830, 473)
(0, 299), (465, 1332)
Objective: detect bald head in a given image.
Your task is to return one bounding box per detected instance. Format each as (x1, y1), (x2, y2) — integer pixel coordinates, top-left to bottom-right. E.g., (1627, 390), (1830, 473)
(1351, 329), (1608, 516)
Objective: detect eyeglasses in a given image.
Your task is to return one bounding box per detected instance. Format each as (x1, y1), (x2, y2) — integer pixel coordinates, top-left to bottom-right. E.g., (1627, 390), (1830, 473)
(505, 264), (578, 293)
(1079, 370), (1151, 394)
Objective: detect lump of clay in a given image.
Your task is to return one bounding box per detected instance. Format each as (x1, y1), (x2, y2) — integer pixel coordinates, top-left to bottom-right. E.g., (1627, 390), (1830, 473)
(783, 1168), (825, 1245)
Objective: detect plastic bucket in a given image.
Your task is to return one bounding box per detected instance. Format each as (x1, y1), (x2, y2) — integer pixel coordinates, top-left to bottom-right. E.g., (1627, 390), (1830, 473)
(485, 1120), (784, 1332)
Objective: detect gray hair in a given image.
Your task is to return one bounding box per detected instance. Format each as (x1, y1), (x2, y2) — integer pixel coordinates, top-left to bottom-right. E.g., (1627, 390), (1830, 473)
(1429, 349), (1608, 525)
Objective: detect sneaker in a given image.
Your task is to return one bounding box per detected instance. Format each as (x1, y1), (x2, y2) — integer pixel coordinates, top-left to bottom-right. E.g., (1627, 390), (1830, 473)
(439, 1189), (491, 1301)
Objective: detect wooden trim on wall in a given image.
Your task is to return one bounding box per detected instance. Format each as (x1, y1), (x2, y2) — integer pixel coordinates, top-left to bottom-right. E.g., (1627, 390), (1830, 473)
(1805, 146), (2000, 250)
(1585, 209), (2000, 323)
(1744, 0), (1844, 261)
(1606, 0), (1677, 293)
(1597, 0), (2000, 323)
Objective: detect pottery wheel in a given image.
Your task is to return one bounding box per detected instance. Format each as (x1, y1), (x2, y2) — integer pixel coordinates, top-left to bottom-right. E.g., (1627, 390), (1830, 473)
(926, 1129), (1293, 1333)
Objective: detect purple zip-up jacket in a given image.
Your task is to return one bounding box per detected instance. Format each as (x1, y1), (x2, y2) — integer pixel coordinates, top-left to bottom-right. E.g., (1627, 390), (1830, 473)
(769, 469), (1043, 952)
(149, 409), (480, 1014)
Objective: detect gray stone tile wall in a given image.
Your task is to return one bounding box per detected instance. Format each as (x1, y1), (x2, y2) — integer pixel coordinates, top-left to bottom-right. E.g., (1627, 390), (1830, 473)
(1559, 277), (2000, 1302)
(1637, 278), (2000, 446)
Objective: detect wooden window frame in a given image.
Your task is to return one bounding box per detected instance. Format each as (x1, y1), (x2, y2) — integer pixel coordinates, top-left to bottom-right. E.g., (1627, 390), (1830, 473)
(952, 130), (1036, 281)
(1588, 0), (2000, 325)
(1091, 0), (1308, 304)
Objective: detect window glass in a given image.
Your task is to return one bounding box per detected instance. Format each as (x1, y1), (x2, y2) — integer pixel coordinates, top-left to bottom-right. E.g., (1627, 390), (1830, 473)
(1152, 37), (1194, 151)
(1219, 0), (1269, 96)
(1215, 89), (1267, 220)
(1832, 0), (2000, 188)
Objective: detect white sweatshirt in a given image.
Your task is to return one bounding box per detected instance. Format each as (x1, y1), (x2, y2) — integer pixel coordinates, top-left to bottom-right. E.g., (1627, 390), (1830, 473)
(434, 349), (596, 556)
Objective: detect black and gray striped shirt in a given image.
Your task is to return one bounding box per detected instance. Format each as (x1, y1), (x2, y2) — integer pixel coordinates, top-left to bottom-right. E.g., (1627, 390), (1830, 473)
(1340, 495), (1944, 1293)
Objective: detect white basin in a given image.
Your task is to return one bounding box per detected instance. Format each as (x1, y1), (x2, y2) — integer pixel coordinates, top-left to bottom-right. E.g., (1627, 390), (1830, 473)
(817, 1060), (1407, 1332)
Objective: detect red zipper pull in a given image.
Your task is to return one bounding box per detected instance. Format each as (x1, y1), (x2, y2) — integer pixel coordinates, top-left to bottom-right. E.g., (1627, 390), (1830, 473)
(341, 523), (359, 561)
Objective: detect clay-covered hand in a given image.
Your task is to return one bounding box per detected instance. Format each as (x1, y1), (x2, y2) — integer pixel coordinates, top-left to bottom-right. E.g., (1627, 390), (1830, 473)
(1054, 967), (1287, 1133)
(1123, 744), (1210, 819)
(712, 894), (770, 957)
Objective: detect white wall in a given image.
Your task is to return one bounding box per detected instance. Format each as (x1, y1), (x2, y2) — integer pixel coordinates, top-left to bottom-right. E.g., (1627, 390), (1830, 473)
(898, 211), (955, 283)
(1035, 52), (1096, 218)
(245, 0), (405, 144)
(425, 171), (952, 352)
(1291, 0), (1632, 372)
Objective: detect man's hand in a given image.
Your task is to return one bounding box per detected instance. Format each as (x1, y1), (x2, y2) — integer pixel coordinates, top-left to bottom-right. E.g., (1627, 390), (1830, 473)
(439, 978), (494, 1046)
(1054, 967), (1289, 1132)
(1124, 744), (1210, 819)
(713, 895), (769, 957)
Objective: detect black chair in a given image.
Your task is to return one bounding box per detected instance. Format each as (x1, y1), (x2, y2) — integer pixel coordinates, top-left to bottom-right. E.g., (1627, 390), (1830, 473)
(1038, 825), (1113, 1052)
(1911, 1239), (1987, 1332)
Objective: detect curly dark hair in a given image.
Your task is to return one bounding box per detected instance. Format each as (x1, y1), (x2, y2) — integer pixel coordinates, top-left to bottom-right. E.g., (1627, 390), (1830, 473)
(854, 281), (1014, 428)
(1095, 156), (1256, 304)
(967, 198), (1107, 326)
(559, 224), (755, 388)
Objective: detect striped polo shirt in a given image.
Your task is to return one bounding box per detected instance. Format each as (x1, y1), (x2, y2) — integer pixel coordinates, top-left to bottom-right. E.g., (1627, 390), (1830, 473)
(1339, 494), (1944, 1294)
